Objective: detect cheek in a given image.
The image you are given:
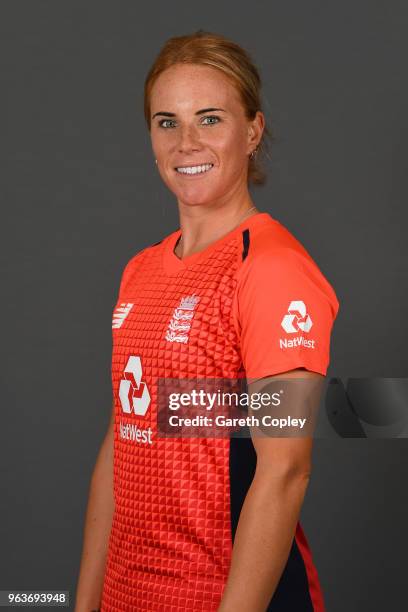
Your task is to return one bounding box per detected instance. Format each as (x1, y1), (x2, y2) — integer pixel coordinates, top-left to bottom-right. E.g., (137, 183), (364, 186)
(216, 127), (247, 157)
(150, 132), (164, 157)
(150, 129), (172, 154)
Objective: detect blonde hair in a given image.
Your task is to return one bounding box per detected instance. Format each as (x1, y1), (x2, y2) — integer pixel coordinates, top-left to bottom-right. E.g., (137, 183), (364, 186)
(144, 29), (272, 186)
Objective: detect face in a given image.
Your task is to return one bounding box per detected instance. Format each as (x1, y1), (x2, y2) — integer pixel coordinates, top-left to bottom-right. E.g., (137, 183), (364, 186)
(149, 63), (264, 208)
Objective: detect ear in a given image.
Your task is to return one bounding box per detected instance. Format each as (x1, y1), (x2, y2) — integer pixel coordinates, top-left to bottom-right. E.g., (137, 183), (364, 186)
(247, 111), (265, 153)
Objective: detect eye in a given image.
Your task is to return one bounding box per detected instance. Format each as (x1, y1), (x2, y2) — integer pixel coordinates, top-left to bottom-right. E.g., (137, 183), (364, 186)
(158, 119), (176, 128)
(202, 115), (220, 125)
(157, 115), (221, 129)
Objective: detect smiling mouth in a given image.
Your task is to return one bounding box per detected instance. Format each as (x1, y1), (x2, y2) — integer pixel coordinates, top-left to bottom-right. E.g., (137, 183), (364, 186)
(175, 163), (214, 176)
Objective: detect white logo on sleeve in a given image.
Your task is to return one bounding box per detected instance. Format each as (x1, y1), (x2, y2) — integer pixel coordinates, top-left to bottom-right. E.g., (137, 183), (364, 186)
(280, 301), (315, 349)
(281, 301), (313, 333)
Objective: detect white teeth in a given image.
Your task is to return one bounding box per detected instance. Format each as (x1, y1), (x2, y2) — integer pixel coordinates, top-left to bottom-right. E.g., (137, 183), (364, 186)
(176, 163), (213, 174)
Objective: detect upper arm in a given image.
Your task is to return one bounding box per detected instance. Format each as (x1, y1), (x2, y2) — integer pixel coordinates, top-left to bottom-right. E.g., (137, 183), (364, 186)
(232, 247), (336, 476)
(247, 368), (324, 478)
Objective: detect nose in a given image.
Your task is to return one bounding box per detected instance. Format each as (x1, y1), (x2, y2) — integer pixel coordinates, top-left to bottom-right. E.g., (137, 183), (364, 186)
(177, 124), (202, 153)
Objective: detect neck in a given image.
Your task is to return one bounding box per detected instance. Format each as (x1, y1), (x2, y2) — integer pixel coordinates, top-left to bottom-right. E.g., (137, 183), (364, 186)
(174, 203), (259, 259)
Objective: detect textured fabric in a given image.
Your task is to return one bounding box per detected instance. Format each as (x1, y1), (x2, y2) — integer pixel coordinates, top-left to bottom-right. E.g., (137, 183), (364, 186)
(100, 212), (338, 611)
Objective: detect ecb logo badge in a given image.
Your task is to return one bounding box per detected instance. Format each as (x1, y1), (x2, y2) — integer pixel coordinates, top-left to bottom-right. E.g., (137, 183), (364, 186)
(165, 294), (200, 343)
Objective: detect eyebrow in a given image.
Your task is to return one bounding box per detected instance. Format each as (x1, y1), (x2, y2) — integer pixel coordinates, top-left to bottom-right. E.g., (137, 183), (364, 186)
(151, 107), (226, 120)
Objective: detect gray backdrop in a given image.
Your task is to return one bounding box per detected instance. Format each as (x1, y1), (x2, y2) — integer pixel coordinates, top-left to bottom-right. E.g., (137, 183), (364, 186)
(1, 1), (407, 610)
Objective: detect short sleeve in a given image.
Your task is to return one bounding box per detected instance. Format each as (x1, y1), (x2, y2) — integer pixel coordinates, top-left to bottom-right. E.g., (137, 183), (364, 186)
(232, 247), (340, 379)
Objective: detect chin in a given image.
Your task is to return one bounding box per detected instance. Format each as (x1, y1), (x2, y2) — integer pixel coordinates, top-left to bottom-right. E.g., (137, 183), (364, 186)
(175, 182), (227, 205)
(178, 193), (219, 208)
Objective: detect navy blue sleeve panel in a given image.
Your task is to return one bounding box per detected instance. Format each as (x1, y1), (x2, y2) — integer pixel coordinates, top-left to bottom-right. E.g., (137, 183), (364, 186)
(229, 436), (315, 611)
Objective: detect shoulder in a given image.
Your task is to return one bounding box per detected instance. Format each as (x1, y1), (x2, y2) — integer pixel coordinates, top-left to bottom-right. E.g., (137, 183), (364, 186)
(236, 216), (340, 316)
(239, 215), (321, 268)
(121, 222), (180, 274)
(123, 238), (163, 270)
(118, 234), (168, 289)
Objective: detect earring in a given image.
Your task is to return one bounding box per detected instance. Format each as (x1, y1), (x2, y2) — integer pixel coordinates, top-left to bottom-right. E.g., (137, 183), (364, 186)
(155, 159), (158, 165)
(249, 148), (258, 160)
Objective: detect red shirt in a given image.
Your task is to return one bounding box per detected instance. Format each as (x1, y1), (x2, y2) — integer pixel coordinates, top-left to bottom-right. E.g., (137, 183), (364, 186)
(101, 212), (339, 611)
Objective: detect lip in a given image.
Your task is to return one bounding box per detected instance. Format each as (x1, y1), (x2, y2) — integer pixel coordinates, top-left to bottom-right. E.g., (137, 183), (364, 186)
(174, 162), (213, 168)
(174, 163), (215, 178)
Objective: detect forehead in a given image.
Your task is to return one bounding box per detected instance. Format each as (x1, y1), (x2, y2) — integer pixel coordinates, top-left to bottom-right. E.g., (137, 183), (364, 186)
(150, 63), (241, 111)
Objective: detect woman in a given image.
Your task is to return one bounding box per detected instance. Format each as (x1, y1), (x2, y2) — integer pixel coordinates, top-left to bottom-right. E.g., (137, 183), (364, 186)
(75, 30), (339, 612)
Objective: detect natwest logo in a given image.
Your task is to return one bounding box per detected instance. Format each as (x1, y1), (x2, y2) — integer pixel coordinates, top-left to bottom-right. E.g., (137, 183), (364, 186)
(119, 355), (151, 417)
(281, 301), (313, 333)
(280, 301), (315, 350)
